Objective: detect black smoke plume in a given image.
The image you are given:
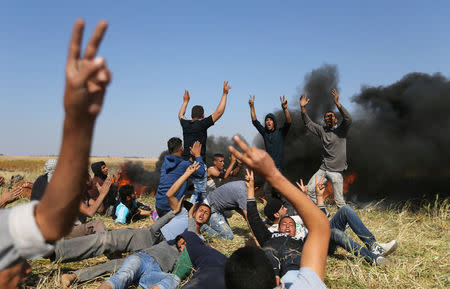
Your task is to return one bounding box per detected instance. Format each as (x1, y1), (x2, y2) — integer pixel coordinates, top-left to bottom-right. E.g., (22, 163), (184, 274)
(256, 65), (450, 201)
(122, 161), (160, 192)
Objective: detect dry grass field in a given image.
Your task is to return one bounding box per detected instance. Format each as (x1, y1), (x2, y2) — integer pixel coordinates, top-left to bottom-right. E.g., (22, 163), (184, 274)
(1, 158), (449, 289)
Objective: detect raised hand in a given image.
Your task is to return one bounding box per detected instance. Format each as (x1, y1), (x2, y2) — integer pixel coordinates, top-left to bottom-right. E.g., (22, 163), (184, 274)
(190, 141), (202, 158)
(96, 176), (112, 196)
(223, 81), (231, 94)
(229, 135), (278, 180)
(183, 90), (190, 102)
(248, 95), (255, 108)
(315, 174), (326, 196)
(64, 19), (111, 121)
(244, 169), (254, 190)
(173, 195), (186, 215)
(299, 93), (310, 108)
(280, 95), (288, 110)
(295, 179), (308, 195)
(188, 201), (198, 218)
(185, 161), (201, 175)
(332, 89), (340, 106)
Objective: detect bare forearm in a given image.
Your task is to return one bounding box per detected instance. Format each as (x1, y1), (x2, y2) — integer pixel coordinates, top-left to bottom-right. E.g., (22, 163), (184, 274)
(166, 173), (190, 210)
(212, 93), (228, 122)
(36, 117), (95, 241)
(224, 159), (237, 179)
(178, 101), (188, 119)
(284, 108), (292, 123)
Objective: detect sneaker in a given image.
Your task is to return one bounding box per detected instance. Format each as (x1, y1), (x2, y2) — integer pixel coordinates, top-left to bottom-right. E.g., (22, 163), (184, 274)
(371, 240), (398, 257)
(375, 256), (390, 266)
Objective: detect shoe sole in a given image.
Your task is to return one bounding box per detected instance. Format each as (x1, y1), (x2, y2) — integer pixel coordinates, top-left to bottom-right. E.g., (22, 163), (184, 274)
(382, 241), (398, 257)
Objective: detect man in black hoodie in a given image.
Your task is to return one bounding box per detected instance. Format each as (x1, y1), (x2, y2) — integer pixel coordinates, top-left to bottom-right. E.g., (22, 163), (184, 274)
(89, 161), (117, 215)
(249, 95), (292, 213)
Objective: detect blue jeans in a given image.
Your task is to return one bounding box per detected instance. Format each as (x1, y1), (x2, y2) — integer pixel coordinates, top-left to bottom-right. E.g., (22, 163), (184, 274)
(329, 206), (378, 263)
(307, 169), (346, 208)
(106, 252), (180, 289)
(191, 163), (207, 203)
(202, 212), (234, 240)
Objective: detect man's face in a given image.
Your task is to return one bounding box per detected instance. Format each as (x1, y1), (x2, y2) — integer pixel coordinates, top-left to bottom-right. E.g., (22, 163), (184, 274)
(278, 217), (296, 237)
(176, 237), (186, 253)
(265, 118), (275, 131)
(213, 157), (225, 171)
(101, 164), (108, 176)
(194, 205), (211, 224)
(324, 112), (337, 128)
(0, 261), (32, 289)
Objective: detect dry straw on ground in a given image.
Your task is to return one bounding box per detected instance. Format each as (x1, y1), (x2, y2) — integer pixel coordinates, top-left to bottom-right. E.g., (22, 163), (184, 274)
(1, 158), (448, 289)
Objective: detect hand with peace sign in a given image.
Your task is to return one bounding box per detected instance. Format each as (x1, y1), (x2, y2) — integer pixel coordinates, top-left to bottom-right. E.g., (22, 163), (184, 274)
(64, 19), (111, 122)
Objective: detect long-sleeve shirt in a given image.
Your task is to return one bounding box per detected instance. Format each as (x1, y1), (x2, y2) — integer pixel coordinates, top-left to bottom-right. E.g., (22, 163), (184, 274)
(301, 105), (352, 172)
(247, 199), (303, 277)
(252, 113), (291, 169)
(0, 201), (54, 270)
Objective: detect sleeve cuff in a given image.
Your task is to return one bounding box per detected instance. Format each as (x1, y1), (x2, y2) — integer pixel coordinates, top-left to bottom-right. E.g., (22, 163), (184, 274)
(8, 201), (55, 260)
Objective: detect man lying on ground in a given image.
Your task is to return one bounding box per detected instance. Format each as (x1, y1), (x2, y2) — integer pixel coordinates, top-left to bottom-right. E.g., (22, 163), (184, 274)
(179, 231), (227, 289)
(178, 82), (231, 203)
(155, 137), (205, 217)
(61, 197), (200, 288)
(226, 135), (330, 289)
(51, 176), (211, 263)
(296, 177), (398, 265)
(0, 19), (111, 289)
(202, 179), (252, 240)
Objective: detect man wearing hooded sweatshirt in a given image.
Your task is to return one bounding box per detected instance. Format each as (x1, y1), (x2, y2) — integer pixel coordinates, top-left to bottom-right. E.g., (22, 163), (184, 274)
(155, 137), (205, 217)
(249, 95), (292, 213)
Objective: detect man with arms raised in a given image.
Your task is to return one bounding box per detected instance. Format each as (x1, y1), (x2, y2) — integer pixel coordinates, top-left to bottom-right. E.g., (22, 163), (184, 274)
(300, 89), (352, 208)
(178, 82), (231, 202)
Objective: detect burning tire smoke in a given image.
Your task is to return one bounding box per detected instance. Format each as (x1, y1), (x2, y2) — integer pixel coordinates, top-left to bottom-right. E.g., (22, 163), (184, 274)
(256, 65), (450, 201)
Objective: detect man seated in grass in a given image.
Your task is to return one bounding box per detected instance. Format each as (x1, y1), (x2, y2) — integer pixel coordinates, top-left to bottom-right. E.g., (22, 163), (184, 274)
(113, 184), (152, 224)
(296, 177), (398, 265)
(225, 135), (330, 289)
(51, 165), (211, 264)
(206, 153), (242, 193)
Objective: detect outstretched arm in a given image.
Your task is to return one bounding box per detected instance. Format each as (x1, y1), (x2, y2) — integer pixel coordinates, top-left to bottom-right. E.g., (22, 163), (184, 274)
(280, 95), (292, 124)
(249, 95), (257, 121)
(332, 89), (352, 132)
(211, 81), (231, 123)
(178, 90), (190, 120)
(229, 136), (330, 280)
(166, 162), (200, 211)
(35, 20), (111, 241)
(300, 93), (322, 137)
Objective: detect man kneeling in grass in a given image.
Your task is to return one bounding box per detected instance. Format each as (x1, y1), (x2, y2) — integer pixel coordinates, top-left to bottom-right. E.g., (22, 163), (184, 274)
(225, 136), (330, 289)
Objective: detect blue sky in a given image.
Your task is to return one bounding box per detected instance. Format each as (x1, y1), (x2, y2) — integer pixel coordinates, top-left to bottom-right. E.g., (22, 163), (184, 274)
(1, 0), (449, 157)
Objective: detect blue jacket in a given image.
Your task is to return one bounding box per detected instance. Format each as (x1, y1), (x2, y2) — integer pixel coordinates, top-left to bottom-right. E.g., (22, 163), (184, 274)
(155, 154), (205, 211)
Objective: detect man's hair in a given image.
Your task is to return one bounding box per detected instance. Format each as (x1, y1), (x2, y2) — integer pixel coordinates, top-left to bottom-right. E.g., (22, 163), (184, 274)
(119, 184), (134, 203)
(225, 246), (276, 289)
(324, 110), (336, 117)
(213, 153), (225, 160)
(174, 235), (185, 250)
(167, 137), (182, 154)
(279, 215), (295, 225)
(191, 105), (204, 119)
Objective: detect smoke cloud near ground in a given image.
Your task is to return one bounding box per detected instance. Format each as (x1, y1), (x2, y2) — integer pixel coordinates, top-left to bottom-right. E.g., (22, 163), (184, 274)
(255, 65), (450, 201)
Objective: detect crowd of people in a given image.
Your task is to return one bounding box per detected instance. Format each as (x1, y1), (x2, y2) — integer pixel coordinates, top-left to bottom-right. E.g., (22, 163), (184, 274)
(0, 19), (399, 289)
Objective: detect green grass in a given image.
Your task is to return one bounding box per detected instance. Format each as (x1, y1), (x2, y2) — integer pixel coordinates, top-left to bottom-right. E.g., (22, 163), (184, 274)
(1, 166), (449, 289)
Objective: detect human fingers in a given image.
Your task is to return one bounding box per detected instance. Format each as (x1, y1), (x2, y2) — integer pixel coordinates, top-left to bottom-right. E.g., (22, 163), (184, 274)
(67, 19), (84, 62)
(233, 135), (250, 154)
(319, 174), (325, 184)
(84, 20), (108, 59)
